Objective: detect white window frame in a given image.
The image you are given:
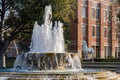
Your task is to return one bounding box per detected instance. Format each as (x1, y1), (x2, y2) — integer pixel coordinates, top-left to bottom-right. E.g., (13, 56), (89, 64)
(82, 6), (87, 18)
(96, 25), (100, 38)
(82, 23), (87, 37)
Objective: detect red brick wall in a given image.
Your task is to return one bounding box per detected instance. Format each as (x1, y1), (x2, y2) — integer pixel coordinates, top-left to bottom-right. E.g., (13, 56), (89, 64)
(69, 0), (119, 58)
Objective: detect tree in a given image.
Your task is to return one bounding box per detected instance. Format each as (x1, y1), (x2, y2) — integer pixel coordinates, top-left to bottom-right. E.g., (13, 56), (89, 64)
(113, 0), (120, 39)
(6, 0), (76, 50)
(117, 0), (120, 39)
(0, 0), (13, 68)
(0, 0), (76, 68)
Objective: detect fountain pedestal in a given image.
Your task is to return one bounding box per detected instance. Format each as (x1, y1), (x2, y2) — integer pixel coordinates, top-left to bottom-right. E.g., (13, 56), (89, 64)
(14, 52), (81, 70)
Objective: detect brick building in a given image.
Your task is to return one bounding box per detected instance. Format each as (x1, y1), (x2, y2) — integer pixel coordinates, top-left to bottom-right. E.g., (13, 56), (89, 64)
(69, 0), (120, 59)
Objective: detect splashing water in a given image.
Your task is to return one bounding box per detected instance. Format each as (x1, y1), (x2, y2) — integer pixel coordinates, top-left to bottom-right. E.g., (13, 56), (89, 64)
(29, 5), (65, 53)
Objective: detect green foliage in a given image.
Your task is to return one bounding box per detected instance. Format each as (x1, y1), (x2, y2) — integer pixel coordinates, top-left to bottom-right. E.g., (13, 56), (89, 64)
(95, 58), (120, 62)
(7, 0), (76, 24)
(117, 0), (120, 20)
(118, 0), (120, 5)
(116, 0), (120, 39)
(82, 58), (120, 62)
(5, 0), (76, 51)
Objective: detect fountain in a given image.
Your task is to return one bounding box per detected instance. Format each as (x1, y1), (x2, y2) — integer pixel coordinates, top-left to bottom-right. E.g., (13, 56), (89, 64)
(13, 5), (81, 70)
(0, 5), (120, 80)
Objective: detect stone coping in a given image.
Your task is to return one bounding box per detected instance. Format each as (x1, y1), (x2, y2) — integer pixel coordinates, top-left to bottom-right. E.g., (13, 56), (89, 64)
(27, 52), (77, 54)
(0, 69), (105, 75)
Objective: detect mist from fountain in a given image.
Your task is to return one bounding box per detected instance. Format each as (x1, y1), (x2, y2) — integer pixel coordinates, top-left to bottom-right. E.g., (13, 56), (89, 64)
(29, 5), (65, 53)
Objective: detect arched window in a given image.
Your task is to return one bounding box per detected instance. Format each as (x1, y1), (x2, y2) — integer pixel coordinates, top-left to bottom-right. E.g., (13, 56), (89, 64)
(92, 26), (95, 37)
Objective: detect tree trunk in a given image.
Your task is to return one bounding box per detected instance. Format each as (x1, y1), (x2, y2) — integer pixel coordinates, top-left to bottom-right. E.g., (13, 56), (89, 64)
(0, 53), (6, 68)
(0, 41), (6, 68)
(0, 50), (6, 68)
(0, 0), (9, 68)
(0, 9), (6, 68)
(0, 21), (6, 68)
(0, 54), (3, 68)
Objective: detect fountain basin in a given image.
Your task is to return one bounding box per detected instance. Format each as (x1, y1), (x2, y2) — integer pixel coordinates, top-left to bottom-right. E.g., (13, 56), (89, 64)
(0, 69), (119, 80)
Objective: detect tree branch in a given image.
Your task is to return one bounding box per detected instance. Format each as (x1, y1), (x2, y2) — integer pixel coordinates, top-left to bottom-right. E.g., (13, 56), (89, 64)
(4, 23), (27, 43)
(2, 27), (11, 32)
(5, 5), (10, 11)
(53, 2), (73, 11)
(1, 0), (4, 3)
(0, 9), (1, 13)
(0, 2), (2, 6)
(5, 7), (10, 11)
(3, 23), (26, 50)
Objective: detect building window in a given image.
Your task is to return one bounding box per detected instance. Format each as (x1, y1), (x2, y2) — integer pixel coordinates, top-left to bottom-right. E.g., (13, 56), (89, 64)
(92, 26), (95, 37)
(104, 27), (107, 38)
(92, 8), (95, 19)
(108, 46), (111, 57)
(108, 30), (111, 38)
(115, 47), (118, 58)
(107, 6), (111, 22)
(105, 46), (111, 58)
(82, 24), (87, 37)
(110, 0), (113, 2)
(82, 6), (87, 18)
(104, 11), (107, 21)
(116, 29), (118, 39)
(82, 0), (87, 5)
(96, 26), (100, 38)
(108, 12), (111, 22)
(110, 0), (116, 2)
(96, 46), (100, 58)
(92, 45), (95, 57)
(82, 0), (87, 19)
(96, 9), (100, 20)
(118, 47), (120, 57)
(116, 34), (118, 39)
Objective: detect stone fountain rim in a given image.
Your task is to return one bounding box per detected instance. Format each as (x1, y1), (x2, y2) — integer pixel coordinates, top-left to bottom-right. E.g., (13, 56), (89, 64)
(0, 69), (106, 75)
(28, 52), (77, 54)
